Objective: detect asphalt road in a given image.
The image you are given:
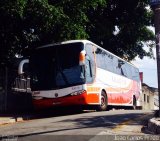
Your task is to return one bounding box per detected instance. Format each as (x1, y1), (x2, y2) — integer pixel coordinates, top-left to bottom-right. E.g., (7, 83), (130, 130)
(0, 109), (155, 141)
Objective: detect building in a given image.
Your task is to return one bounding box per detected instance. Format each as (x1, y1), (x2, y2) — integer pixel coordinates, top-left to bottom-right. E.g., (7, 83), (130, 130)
(142, 83), (158, 110)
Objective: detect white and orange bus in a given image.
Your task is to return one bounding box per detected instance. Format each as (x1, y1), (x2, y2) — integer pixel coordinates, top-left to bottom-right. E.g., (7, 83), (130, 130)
(23, 40), (141, 110)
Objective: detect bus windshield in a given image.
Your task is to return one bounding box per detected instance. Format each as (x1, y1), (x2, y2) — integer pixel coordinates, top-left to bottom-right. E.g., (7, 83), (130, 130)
(30, 42), (85, 91)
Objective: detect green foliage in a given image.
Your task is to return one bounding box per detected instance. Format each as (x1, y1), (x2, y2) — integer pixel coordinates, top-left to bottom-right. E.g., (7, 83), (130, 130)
(0, 0), (155, 65)
(87, 0), (155, 61)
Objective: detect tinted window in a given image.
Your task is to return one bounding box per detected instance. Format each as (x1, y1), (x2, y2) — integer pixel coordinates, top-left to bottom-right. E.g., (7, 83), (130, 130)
(95, 48), (106, 69)
(115, 59), (132, 78)
(105, 53), (114, 72)
(123, 63), (132, 79)
(30, 42), (85, 90)
(85, 44), (96, 80)
(112, 57), (119, 74)
(85, 56), (93, 83)
(95, 47), (114, 72)
(131, 67), (140, 81)
(94, 46), (139, 81)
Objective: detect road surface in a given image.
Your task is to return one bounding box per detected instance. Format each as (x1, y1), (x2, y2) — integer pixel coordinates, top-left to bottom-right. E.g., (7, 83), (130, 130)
(0, 109), (157, 141)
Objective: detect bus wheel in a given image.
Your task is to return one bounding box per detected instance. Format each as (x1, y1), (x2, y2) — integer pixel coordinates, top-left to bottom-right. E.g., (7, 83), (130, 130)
(132, 96), (137, 110)
(96, 91), (108, 111)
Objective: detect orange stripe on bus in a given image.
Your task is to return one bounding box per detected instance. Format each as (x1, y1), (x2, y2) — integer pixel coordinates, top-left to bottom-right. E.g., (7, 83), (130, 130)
(87, 87), (101, 93)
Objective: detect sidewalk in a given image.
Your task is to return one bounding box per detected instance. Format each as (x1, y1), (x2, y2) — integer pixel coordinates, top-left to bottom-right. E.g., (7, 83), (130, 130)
(148, 117), (160, 134)
(0, 115), (24, 125)
(0, 112), (33, 126)
(146, 110), (160, 134)
(0, 108), (66, 126)
(0, 117), (16, 125)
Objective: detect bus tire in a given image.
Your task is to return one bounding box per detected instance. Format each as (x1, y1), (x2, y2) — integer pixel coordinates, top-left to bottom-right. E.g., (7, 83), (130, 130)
(132, 96), (137, 110)
(96, 91), (108, 111)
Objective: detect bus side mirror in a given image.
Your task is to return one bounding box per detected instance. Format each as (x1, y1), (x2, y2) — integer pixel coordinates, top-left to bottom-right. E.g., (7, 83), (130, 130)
(18, 59), (29, 75)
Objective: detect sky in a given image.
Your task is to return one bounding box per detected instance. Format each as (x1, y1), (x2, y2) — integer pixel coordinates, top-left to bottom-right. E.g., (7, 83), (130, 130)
(132, 48), (158, 88)
(131, 26), (158, 88)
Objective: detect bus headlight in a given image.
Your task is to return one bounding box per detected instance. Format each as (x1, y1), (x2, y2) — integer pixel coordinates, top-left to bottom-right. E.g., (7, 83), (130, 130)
(71, 90), (86, 96)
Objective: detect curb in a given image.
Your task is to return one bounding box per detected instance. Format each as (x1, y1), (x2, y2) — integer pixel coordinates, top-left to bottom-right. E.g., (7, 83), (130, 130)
(148, 118), (160, 134)
(0, 118), (16, 125)
(0, 117), (24, 126)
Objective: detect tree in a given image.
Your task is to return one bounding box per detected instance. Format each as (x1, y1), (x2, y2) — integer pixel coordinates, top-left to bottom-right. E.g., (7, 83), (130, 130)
(0, 0), (106, 65)
(0, 0), (154, 66)
(86, 0), (155, 61)
(0, 0), (63, 65)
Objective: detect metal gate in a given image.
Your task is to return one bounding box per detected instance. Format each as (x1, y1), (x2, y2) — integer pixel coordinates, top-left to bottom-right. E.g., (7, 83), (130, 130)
(0, 66), (7, 112)
(0, 63), (32, 113)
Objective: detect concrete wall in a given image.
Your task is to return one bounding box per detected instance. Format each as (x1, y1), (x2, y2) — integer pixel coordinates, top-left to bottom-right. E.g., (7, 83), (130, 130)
(142, 84), (156, 110)
(154, 94), (159, 110)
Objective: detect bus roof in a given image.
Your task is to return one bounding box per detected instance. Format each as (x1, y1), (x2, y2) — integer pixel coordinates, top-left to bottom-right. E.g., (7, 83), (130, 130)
(37, 40), (138, 69)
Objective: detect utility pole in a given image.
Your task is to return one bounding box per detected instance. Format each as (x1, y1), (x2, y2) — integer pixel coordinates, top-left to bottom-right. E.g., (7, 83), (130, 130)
(150, 0), (160, 117)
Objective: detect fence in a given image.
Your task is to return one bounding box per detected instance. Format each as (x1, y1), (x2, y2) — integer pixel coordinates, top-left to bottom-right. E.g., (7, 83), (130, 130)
(0, 67), (7, 112)
(0, 64), (32, 113)
(12, 76), (31, 93)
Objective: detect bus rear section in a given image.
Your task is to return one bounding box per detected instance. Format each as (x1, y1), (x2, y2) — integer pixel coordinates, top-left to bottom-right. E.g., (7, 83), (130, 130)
(93, 44), (141, 109)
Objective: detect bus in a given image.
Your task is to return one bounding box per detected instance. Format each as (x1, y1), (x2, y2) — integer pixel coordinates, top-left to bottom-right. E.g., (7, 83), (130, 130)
(19, 40), (142, 110)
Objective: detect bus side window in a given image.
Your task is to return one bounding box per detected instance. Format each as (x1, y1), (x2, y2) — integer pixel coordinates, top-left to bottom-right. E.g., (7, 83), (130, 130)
(85, 44), (96, 80)
(85, 56), (93, 83)
(131, 68), (140, 81)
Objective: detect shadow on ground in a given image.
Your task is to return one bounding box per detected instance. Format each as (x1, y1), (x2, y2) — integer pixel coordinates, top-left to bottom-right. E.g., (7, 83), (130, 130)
(0, 109), (154, 136)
